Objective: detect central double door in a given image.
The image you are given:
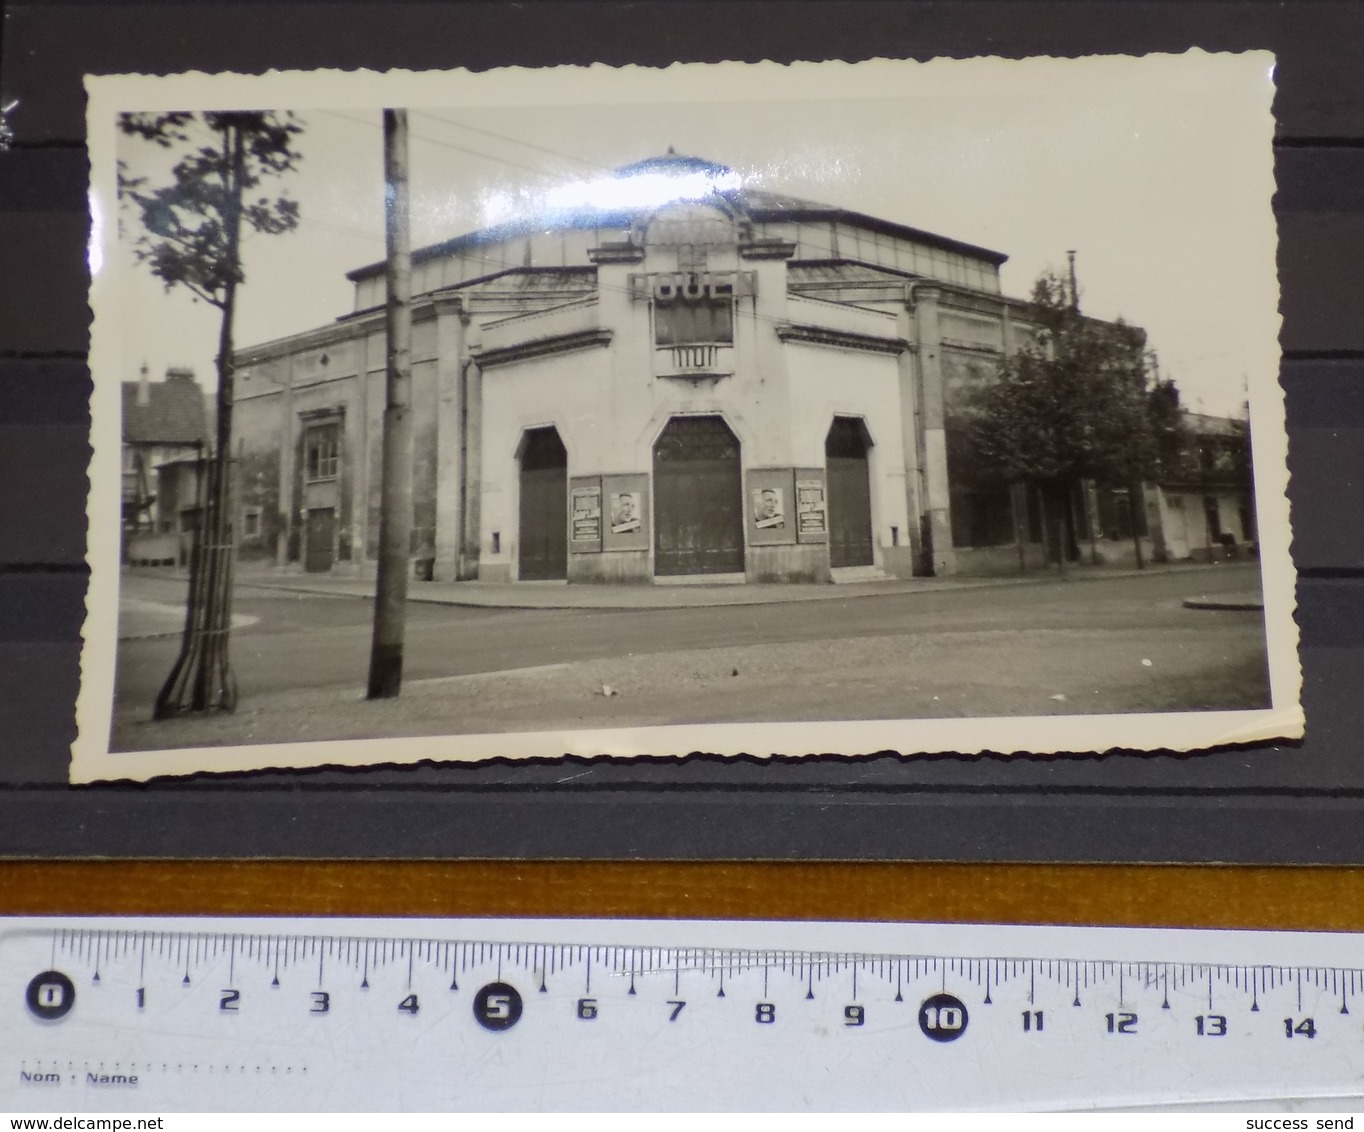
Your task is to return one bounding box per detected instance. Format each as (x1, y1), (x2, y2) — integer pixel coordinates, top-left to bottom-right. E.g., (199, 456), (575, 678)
(519, 415), (874, 581)
(652, 415), (744, 576)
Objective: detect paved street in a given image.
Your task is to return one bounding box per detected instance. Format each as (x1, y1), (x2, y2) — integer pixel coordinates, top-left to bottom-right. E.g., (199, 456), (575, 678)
(109, 563), (1272, 752)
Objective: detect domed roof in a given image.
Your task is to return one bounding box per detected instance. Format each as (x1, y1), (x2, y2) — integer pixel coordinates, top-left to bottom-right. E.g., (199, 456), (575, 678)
(346, 149), (1007, 282)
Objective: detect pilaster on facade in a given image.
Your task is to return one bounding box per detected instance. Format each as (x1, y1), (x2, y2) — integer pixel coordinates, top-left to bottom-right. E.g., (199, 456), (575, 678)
(911, 284), (955, 576)
(893, 301), (927, 577)
(459, 359), (484, 582)
(274, 353), (296, 569)
(432, 298), (467, 582)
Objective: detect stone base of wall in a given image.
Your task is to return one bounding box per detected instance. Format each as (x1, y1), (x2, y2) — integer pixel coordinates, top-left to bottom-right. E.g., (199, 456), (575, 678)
(950, 535), (1244, 575)
(952, 542), (1049, 576)
(432, 552), (482, 583)
(747, 543), (829, 584)
(569, 550), (651, 584)
(1086, 536), (1158, 569)
(880, 544), (918, 579)
(126, 533), (179, 566)
(1186, 541), (1251, 564)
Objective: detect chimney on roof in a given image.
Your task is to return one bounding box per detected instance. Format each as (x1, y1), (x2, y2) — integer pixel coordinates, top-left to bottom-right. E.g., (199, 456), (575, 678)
(137, 362), (150, 407)
(165, 366), (195, 383)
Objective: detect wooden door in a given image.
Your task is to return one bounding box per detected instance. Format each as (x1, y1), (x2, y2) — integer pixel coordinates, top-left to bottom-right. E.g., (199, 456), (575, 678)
(826, 417), (874, 568)
(304, 507), (335, 573)
(519, 428), (568, 580)
(653, 415), (744, 576)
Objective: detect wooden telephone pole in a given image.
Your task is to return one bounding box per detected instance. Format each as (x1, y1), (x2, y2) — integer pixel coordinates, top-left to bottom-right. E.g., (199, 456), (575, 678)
(367, 109), (414, 699)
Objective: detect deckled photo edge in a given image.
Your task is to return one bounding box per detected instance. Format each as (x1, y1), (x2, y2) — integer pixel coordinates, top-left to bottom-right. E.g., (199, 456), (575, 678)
(75, 53), (1298, 784)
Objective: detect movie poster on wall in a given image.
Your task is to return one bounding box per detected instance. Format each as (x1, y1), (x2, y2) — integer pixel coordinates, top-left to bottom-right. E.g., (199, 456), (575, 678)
(795, 472), (829, 543)
(569, 478), (603, 551)
(601, 473), (650, 552)
(747, 468), (797, 546)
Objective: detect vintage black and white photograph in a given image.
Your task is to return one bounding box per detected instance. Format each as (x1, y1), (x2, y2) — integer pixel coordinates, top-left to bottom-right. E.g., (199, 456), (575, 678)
(74, 53), (1300, 781)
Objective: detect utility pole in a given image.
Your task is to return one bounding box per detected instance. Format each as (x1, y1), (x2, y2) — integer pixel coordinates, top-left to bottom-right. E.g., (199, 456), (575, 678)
(1066, 249), (1079, 311)
(367, 108), (413, 699)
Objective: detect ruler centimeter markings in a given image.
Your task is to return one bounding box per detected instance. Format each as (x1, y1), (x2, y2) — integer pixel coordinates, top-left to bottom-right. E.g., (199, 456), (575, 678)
(3, 922), (1363, 1111)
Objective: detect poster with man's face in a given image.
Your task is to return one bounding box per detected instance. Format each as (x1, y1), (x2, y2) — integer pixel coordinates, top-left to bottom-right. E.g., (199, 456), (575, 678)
(753, 486), (786, 530)
(611, 491), (642, 534)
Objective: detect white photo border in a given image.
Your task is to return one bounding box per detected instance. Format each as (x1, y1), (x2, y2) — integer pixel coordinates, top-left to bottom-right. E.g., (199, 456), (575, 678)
(75, 54), (1302, 783)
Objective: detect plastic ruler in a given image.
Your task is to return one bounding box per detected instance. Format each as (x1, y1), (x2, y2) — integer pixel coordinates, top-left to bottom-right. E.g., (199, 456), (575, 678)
(2, 918), (1362, 1112)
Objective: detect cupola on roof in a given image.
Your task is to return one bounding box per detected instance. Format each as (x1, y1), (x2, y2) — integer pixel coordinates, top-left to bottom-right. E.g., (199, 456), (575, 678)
(611, 147), (734, 181)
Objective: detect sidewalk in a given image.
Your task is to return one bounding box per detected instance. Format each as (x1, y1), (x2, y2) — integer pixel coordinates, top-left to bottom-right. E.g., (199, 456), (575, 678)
(119, 596), (260, 641)
(199, 558), (1260, 612)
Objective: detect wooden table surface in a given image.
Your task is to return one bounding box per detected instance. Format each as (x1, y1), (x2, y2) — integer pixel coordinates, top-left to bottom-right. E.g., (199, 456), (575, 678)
(1, 862), (1362, 930)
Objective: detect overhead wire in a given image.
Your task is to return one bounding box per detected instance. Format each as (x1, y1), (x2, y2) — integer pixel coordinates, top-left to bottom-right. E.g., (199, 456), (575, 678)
(413, 111), (613, 175)
(276, 109), (981, 337)
(314, 109), (566, 181)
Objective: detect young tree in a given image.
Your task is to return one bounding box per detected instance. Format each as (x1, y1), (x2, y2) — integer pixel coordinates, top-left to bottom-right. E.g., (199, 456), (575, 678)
(119, 111), (303, 716)
(967, 269), (1159, 572)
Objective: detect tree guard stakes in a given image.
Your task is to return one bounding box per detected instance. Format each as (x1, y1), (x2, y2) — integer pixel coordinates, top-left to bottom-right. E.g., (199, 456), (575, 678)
(156, 447), (238, 716)
(117, 111), (303, 718)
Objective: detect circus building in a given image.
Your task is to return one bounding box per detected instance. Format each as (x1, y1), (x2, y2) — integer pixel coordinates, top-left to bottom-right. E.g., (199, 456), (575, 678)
(230, 151), (1170, 585)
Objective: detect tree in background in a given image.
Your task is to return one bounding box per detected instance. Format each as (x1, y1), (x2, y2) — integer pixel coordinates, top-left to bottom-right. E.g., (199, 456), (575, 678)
(1147, 376), (1193, 483)
(119, 111), (303, 716)
(967, 269), (1173, 572)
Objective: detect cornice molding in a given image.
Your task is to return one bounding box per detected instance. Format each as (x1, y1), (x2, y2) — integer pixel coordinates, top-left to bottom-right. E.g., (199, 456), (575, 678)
(775, 323), (908, 356)
(474, 328), (614, 369)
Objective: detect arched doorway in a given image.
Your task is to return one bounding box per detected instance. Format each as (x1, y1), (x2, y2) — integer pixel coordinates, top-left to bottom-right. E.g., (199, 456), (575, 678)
(518, 427), (568, 580)
(826, 416), (874, 568)
(653, 415), (744, 576)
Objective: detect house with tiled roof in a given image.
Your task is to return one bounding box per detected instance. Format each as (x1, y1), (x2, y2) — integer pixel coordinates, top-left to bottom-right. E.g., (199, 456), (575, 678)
(122, 365), (208, 564)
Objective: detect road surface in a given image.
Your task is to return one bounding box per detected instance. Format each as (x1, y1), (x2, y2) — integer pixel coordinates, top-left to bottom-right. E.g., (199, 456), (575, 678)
(109, 564), (1274, 751)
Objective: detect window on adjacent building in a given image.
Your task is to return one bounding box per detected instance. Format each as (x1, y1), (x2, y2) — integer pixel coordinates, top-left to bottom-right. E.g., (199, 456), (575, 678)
(653, 273), (734, 346)
(305, 423), (340, 482)
(242, 509), (261, 538)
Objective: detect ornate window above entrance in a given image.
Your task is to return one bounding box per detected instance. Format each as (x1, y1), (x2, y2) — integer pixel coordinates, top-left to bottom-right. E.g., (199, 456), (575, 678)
(654, 414), (741, 463)
(629, 270), (753, 381)
(652, 272), (735, 347)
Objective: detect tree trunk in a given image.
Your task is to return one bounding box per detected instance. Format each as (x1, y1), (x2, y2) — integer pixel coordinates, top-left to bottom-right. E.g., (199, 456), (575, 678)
(1085, 481), (1099, 565)
(1130, 479), (1146, 570)
(1060, 484), (1075, 574)
(1040, 488), (1065, 577)
(155, 123), (244, 717)
(1013, 482), (1028, 574)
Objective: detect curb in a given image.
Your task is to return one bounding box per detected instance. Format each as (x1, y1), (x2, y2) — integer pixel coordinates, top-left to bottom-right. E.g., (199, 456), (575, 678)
(119, 629), (184, 642)
(1181, 595), (1265, 612)
(128, 560), (1259, 614)
(232, 561), (1259, 612)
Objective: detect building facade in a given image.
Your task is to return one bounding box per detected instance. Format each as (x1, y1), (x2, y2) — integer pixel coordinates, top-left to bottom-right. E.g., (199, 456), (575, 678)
(1148, 410), (1255, 563)
(231, 153), (1248, 584)
(121, 365), (208, 565)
